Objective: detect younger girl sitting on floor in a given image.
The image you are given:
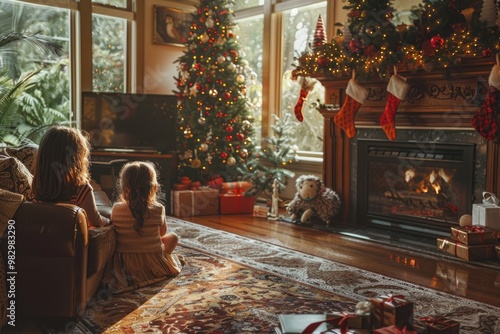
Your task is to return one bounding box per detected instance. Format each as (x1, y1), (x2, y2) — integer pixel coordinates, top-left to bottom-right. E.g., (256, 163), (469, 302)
(102, 161), (183, 293)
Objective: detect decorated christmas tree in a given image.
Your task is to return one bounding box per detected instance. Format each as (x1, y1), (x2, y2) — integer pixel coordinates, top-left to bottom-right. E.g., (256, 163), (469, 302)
(174, 0), (256, 182)
(238, 114), (298, 200)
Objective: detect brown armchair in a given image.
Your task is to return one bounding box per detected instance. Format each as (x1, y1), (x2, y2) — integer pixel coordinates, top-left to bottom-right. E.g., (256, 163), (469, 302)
(2, 198), (115, 320)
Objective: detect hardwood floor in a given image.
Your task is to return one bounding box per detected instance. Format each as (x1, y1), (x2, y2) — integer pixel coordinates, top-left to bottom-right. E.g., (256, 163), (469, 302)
(177, 213), (500, 308)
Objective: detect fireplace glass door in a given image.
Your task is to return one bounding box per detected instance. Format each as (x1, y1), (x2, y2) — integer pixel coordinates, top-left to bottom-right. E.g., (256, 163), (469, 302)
(357, 140), (474, 235)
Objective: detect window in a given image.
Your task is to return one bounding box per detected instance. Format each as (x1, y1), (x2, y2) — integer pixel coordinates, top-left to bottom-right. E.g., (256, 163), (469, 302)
(0, 0), (135, 141)
(235, 1), (327, 158)
(0, 0), (71, 143)
(234, 14), (264, 145)
(281, 3), (326, 154)
(92, 14), (127, 92)
(92, 0), (127, 8)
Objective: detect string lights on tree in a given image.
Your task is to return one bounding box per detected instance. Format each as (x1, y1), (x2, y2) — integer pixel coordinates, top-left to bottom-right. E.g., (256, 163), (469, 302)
(174, 0), (256, 181)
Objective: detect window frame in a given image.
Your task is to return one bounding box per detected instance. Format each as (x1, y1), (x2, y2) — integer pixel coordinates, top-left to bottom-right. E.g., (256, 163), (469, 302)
(235, 0), (331, 163)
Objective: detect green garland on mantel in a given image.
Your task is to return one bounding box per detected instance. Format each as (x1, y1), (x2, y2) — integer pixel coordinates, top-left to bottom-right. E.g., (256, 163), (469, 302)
(293, 0), (500, 82)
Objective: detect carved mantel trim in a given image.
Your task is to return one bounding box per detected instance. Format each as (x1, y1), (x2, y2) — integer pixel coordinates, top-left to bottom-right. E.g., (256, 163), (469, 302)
(315, 57), (500, 225)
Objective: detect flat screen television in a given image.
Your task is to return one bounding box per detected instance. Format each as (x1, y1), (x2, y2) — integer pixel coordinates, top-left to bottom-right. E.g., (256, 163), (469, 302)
(81, 92), (177, 153)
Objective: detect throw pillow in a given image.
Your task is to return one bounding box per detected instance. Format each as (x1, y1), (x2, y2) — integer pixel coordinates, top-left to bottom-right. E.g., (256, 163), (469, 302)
(0, 156), (34, 201)
(6, 141), (39, 174)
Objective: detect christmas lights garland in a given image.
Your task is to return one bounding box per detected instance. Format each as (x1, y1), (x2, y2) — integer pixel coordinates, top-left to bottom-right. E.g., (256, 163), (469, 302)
(293, 0), (500, 81)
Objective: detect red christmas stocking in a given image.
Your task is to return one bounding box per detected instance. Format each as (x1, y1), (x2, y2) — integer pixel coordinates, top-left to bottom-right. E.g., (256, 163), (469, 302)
(293, 77), (317, 122)
(472, 64), (500, 141)
(334, 78), (368, 138)
(294, 88), (309, 122)
(380, 74), (410, 141)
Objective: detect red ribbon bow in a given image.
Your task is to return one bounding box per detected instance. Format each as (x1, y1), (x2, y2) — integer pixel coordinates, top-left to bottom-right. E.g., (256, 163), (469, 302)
(301, 313), (356, 334)
(419, 316), (447, 327)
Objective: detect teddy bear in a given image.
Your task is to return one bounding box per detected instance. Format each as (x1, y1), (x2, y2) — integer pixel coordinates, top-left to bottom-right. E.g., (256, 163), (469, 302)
(286, 174), (341, 224)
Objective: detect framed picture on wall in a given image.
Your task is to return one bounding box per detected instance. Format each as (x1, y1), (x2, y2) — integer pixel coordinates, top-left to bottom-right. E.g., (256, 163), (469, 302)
(153, 6), (191, 46)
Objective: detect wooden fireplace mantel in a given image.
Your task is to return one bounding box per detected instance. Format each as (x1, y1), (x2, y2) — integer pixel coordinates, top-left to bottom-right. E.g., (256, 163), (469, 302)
(314, 57), (500, 224)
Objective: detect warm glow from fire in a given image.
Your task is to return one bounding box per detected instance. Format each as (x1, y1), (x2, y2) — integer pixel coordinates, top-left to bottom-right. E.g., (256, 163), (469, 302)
(405, 168), (453, 194)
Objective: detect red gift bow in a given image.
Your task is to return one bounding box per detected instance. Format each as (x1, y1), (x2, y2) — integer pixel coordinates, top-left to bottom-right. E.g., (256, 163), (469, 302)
(394, 326), (416, 334)
(301, 313), (356, 334)
(463, 225), (486, 243)
(418, 316), (453, 328)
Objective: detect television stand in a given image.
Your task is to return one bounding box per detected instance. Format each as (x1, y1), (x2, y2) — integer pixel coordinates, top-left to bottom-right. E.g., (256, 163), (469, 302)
(95, 147), (159, 154)
(90, 151), (176, 214)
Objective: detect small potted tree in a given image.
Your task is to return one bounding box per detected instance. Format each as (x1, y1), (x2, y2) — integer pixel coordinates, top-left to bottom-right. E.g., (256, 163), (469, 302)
(238, 113), (299, 203)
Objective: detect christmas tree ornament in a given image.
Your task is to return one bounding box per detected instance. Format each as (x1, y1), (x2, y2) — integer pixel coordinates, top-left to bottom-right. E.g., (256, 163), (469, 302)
(217, 55), (226, 63)
(472, 60), (500, 141)
(483, 48), (493, 57)
(209, 88), (218, 97)
(430, 35), (444, 49)
(313, 14), (327, 52)
(227, 156), (236, 166)
(225, 125), (233, 133)
(334, 74), (369, 138)
(198, 116), (206, 125)
(200, 143), (208, 151)
(236, 74), (245, 83)
(206, 16), (214, 28)
(293, 77), (317, 122)
(380, 71), (410, 141)
(191, 158), (202, 168)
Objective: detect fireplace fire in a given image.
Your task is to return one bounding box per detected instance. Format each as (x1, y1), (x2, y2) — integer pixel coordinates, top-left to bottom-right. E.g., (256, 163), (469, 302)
(357, 140), (475, 236)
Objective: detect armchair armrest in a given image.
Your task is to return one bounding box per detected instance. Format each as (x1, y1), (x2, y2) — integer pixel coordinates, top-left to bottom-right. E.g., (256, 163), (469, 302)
(88, 225), (116, 275)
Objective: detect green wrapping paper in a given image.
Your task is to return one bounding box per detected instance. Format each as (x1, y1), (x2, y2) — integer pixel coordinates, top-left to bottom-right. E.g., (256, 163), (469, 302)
(370, 295), (414, 330)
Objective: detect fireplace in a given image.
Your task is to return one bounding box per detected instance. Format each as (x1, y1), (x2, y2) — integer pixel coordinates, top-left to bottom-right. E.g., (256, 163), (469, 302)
(316, 58), (500, 240)
(357, 139), (474, 236)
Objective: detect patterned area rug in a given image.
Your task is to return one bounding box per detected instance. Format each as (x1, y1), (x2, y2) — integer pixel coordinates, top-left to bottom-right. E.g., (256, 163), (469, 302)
(46, 219), (500, 333)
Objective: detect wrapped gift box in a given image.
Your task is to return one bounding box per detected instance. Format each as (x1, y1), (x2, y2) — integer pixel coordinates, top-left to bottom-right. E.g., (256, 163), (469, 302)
(472, 203), (500, 230)
(220, 181), (252, 194)
(373, 325), (417, 334)
(253, 205), (269, 218)
(172, 189), (219, 217)
(285, 313), (370, 334)
(415, 317), (460, 334)
(370, 295), (414, 330)
(450, 225), (498, 245)
(437, 237), (497, 261)
(220, 194), (255, 214)
(416, 317), (460, 334)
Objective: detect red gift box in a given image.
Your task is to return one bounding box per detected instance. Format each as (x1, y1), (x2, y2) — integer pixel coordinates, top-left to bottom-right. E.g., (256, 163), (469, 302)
(220, 181), (252, 194)
(417, 316), (460, 334)
(219, 194), (254, 214)
(373, 325), (417, 334)
(370, 295), (414, 330)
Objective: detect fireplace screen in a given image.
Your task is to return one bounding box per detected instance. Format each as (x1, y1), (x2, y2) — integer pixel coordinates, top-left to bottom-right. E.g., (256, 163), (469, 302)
(357, 140), (474, 233)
